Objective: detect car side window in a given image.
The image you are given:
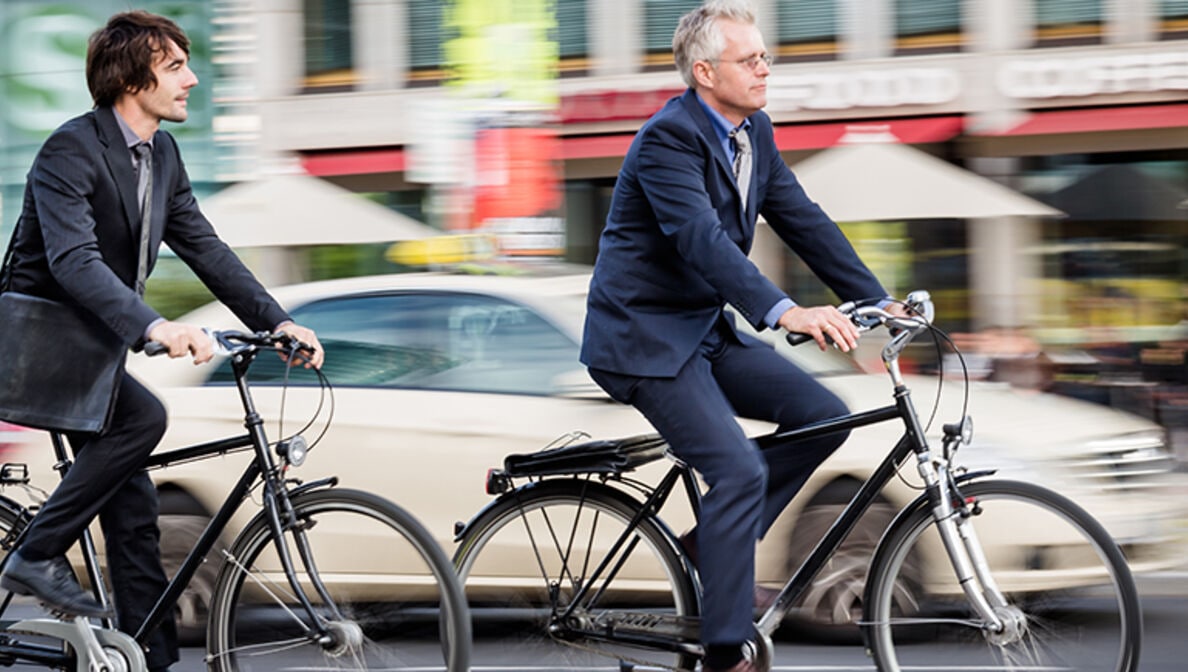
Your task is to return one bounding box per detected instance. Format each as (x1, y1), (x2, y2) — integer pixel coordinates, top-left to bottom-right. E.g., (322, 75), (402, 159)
(206, 291), (580, 395)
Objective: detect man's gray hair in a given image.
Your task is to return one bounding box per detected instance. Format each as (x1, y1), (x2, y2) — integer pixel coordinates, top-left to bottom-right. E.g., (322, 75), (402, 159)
(672, 0), (757, 89)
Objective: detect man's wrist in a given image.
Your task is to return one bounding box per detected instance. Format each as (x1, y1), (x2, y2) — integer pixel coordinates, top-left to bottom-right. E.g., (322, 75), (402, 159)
(143, 317), (166, 341)
(764, 297), (796, 330)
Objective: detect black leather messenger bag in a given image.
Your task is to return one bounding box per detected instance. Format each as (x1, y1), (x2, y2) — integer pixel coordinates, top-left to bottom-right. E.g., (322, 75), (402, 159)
(0, 221), (126, 433)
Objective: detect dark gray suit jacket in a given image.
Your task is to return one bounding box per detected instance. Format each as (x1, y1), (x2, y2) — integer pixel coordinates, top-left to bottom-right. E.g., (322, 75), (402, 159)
(581, 89), (887, 377)
(6, 106), (288, 348)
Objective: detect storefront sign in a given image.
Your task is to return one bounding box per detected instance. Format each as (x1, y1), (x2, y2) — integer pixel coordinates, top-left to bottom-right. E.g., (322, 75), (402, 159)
(768, 67), (961, 111)
(998, 52), (1188, 99)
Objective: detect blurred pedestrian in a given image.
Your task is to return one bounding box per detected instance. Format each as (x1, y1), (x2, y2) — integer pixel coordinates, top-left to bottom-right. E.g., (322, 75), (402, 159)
(0, 11), (321, 672)
(579, 2), (904, 670)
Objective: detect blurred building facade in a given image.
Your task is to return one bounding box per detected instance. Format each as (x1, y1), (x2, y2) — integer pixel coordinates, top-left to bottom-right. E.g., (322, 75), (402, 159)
(237, 0), (1186, 341)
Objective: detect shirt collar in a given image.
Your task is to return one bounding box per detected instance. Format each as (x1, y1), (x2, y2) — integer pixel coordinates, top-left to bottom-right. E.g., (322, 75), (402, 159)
(113, 108), (151, 151)
(694, 92), (750, 143)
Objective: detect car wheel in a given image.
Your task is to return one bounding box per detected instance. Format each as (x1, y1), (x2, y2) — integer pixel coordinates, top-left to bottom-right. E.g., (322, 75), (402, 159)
(782, 481), (912, 643)
(158, 489), (223, 646)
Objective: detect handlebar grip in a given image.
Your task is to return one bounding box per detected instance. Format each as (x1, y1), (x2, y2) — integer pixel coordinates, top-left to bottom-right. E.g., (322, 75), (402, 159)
(786, 331), (835, 347)
(144, 341), (169, 357)
(786, 332), (811, 346)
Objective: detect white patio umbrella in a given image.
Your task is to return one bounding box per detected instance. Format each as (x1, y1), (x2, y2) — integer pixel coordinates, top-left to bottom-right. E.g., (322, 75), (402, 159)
(202, 172), (438, 247)
(790, 130), (1062, 222)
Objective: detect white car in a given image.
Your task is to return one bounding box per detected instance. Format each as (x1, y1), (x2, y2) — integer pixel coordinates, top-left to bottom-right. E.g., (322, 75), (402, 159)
(3, 266), (1184, 640)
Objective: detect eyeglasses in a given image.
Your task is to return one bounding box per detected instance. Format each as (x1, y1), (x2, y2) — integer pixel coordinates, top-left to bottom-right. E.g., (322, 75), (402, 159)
(720, 53), (774, 71)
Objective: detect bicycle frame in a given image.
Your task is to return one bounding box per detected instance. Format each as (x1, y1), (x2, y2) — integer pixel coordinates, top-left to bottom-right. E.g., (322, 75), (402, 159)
(0, 339), (339, 667)
(550, 397), (920, 654)
(534, 300), (1003, 653)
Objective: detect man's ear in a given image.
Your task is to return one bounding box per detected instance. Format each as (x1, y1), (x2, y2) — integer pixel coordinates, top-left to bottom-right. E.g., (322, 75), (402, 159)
(692, 60), (716, 90)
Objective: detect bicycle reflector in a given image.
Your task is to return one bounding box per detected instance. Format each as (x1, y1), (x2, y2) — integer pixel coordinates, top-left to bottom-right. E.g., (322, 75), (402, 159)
(277, 435), (309, 467)
(486, 469), (511, 495)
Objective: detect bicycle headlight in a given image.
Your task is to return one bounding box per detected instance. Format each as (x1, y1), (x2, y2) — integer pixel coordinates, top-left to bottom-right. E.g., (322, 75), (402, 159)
(278, 435), (309, 467)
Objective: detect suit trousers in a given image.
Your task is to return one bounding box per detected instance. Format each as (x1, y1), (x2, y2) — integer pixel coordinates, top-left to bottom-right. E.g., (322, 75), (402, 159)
(18, 373), (179, 670)
(589, 321), (850, 646)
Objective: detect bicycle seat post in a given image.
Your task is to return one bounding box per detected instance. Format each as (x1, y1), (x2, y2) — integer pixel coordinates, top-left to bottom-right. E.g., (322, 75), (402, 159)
(48, 432), (72, 477)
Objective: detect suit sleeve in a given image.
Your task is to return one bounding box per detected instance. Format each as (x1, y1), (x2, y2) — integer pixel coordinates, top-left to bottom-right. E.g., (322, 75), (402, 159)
(158, 136), (290, 332)
(634, 119), (786, 329)
(31, 130), (162, 345)
(755, 123), (887, 304)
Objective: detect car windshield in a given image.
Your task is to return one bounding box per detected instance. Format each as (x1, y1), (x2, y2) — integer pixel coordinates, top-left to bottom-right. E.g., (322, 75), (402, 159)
(208, 290), (582, 396)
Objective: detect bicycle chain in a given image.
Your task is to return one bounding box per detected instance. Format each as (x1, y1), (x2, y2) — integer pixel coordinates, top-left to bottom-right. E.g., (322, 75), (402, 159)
(550, 632), (698, 672)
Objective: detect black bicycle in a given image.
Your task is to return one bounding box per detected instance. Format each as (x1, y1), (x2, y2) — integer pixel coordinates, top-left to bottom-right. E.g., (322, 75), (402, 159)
(452, 291), (1142, 672)
(0, 330), (471, 672)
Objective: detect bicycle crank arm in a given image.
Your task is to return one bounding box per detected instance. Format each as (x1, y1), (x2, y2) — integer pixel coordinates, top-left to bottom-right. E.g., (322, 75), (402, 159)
(8, 617), (146, 672)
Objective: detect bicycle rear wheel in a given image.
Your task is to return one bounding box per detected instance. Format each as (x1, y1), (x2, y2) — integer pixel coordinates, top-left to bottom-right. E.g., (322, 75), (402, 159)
(865, 479), (1141, 672)
(454, 479), (700, 670)
(206, 488), (470, 672)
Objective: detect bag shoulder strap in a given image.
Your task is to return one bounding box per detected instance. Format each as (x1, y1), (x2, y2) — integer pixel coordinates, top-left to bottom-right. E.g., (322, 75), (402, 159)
(0, 217), (19, 294)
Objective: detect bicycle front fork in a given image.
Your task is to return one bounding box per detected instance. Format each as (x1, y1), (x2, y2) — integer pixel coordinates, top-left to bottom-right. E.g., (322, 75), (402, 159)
(919, 457), (1011, 635)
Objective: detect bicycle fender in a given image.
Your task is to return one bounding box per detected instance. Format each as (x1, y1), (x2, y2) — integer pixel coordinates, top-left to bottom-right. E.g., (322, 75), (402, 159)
(452, 478), (686, 561)
(450, 478), (606, 542)
(288, 476), (339, 498)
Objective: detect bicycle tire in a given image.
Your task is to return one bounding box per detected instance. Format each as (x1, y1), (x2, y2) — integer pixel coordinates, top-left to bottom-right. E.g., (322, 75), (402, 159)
(864, 479), (1141, 672)
(454, 479), (700, 670)
(206, 487), (470, 672)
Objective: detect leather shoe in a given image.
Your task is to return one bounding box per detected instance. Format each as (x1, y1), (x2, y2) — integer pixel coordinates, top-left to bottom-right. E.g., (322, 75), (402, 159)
(0, 551), (112, 618)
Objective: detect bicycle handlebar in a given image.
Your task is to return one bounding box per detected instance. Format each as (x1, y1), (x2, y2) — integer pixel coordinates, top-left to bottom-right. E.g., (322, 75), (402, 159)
(785, 291), (934, 348)
(144, 329), (314, 360)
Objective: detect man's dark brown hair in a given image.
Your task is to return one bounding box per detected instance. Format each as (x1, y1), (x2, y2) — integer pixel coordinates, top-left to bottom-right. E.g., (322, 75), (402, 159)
(86, 11), (190, 108)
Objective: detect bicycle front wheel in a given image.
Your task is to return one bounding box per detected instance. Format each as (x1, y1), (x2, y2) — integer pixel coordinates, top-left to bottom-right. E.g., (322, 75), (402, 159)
(865, 479), (1141, 672)
(454, 479), (700, 670)
(206, 488), (470, 672)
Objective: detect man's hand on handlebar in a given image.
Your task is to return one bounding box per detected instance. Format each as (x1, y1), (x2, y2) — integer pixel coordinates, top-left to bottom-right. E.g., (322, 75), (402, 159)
(777, 305), (860, 352)
(275, 322), (324, 369)
(146, 321), (215, 364)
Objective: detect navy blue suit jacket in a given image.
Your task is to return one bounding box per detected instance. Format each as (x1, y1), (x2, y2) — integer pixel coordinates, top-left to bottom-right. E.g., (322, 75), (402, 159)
(581, 90), (886, 377)
(7, 106), (288, 347)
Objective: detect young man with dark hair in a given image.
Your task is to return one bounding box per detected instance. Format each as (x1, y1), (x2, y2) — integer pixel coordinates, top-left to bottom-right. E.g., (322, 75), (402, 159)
(0, 12), (322, 671)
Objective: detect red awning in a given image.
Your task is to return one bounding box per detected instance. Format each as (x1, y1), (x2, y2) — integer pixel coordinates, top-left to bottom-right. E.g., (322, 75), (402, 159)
(975, 103), (1188, 136)
(772, 116), (963, 150)
(302, 148), (406, 176)
(301, 115), (964, 176)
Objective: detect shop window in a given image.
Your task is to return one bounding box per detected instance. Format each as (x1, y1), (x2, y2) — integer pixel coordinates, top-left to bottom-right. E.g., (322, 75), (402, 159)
(895, 0), (963, 54)
(303, 0), (355, 90)
(1161, 0), (1188, 39)
(1034, 0), (1103, 47)
(776, 0), (838, 61)
(643, 0), (701, 69)
(557, 0), (590, 74)
(408, 0), (447, 83)
(1033, 160), (1188, 335)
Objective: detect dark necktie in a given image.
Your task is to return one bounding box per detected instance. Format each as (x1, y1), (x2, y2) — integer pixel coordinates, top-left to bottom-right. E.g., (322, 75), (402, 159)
(729, 127), (752, 208)
(133, 143), (153, 297)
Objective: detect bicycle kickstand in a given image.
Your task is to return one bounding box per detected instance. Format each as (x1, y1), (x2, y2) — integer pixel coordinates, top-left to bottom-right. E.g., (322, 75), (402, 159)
(8, 615), (146, 672)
